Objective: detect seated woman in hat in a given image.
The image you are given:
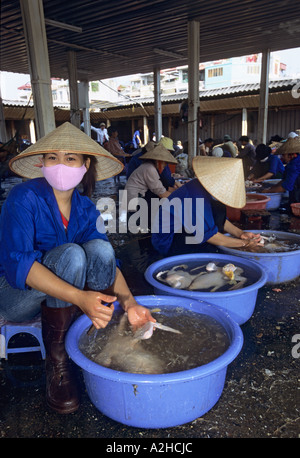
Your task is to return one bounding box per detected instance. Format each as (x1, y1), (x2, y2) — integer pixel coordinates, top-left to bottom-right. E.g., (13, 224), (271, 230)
(262, 136), (300, 205)
(248, 143), (285, 183)
(122, 144), (178, 230)
(0, 122), (155, 415)
(151, 156), (262, 256)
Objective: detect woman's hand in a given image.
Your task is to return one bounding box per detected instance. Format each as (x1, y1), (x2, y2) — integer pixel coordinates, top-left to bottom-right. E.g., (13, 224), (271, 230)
(77, 290), (117, 329)
(240, 232), (261, 242)
(127, 304), (156, 331)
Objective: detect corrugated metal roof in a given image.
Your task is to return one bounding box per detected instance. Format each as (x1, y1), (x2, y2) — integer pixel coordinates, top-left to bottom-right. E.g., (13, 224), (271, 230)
(1, 1), (300, 81)
(4, 79), (298, 121)
(93, 79), (297, 107)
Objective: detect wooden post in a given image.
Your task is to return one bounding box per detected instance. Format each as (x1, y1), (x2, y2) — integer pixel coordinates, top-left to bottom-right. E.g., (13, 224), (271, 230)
(20, 0), (55, 139)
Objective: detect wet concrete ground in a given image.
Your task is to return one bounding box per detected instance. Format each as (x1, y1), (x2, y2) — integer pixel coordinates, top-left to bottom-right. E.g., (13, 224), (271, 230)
(0, 176), (299, 440)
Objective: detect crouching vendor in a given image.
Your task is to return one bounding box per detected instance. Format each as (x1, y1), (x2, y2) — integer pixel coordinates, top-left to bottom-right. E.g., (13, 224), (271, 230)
(0, 122), (155, 415)
(262, 136), (300, 205)
(151, 156), (262, 256)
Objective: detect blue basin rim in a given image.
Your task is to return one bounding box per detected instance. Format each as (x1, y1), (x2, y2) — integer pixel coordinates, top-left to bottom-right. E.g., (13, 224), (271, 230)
(144, 253), (268, 299)
(219, 230), (300, 257)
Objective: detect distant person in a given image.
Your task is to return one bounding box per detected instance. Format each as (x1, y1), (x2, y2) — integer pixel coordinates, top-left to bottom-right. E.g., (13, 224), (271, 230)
(263, 136), (300, 206)
(199, 138), (214, 156)
(222, 135), (237, 157)
(80, 122), (109, 145)
(132, 129), (142, 149)
(248, 144), (285, 182)
(237, 136), (256, 177)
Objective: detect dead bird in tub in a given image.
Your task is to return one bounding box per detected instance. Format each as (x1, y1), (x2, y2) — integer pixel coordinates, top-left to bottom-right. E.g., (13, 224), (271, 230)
(94, 313), (165, 374)
(188, 264), (247, 292)
(155, 263), (216, 289)
(156, 263), (247, 292)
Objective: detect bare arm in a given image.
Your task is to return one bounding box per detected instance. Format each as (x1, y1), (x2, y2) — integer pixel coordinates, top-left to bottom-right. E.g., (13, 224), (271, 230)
(207, 220), (261, 248)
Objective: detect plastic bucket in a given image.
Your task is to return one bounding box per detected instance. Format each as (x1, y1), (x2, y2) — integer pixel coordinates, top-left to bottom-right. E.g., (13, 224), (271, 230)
(66, 295), (243, 429)
(144, 253), (267, 324)
(219, 230), (300, 284)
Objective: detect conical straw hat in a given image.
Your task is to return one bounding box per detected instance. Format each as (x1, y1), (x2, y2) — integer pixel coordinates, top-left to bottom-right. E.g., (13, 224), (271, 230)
(139, 144), (177, 164)
(9, 122), (124, 180)
(192, 156), (246, 208)
(275, 136), (300, 155)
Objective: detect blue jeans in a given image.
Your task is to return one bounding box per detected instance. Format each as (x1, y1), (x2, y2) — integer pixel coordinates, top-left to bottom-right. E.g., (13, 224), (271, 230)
(0, 239), (116, 322)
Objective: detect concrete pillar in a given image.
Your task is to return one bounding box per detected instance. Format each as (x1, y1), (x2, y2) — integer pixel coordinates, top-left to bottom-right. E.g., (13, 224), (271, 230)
(0, 91), (8, 143)
(257, 50), (270, 144)
(29, 120), (36, 143)
(187, 20), (200, 167)
(20, 0), (55, 139)
(154, 66), (162, 141)
(67, 50), (81, 128)
(78, 80), (90, 135)
(242, 108), (248, 136)
(143, 116), (149, 145)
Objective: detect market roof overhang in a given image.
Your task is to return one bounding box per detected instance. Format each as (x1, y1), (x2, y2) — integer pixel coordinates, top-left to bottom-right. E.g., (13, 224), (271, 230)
(1, 0), (300, 82)
(3, 79), (298, 122)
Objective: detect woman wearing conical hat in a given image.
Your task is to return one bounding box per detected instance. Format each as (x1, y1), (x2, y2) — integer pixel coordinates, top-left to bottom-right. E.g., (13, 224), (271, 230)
(262, 136), (300, 206)
(0, 122), (155, 414)
(123, 144), (180, 230)
(151, 156), (262, 256)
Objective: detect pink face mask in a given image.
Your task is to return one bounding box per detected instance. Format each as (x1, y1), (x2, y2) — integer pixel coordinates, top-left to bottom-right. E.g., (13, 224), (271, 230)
(42, 164), (87, 191)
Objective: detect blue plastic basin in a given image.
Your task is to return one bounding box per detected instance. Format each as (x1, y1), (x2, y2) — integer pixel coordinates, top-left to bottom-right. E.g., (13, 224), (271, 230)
(219, 230), (300, 284)
(261, 192), (283, 210)
(144, 253), (267, 325)
(66, 295), (243, 429)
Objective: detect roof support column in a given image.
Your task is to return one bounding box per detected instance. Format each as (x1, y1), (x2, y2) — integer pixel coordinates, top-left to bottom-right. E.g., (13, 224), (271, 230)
(67, 50), (81, 128)
(154, 66), (162, 141)
(79, 80), (91, 135)
(242, 108), (248, 136)
(20, 0), (55, 139)
(187, 20), (200, 168)
(0, 91), (8, 143)
(257, 49), (270, 144)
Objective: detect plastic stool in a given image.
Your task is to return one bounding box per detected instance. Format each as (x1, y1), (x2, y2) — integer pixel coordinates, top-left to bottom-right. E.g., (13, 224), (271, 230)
(0, 314), (46, 359)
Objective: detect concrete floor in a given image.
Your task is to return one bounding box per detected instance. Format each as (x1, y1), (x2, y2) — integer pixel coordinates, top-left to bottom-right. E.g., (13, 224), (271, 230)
(0, 176), (299, 439)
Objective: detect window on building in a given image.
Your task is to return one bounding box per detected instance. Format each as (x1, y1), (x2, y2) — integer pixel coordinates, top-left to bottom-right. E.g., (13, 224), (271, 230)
(208, 67), (223, 78)
(246, 65), (260, 74)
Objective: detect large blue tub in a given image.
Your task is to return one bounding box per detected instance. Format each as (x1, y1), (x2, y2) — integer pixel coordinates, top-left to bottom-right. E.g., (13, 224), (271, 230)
(144, 254), (267, 325)
(219, 230), (300, 284)
(66, 296), (243, 429)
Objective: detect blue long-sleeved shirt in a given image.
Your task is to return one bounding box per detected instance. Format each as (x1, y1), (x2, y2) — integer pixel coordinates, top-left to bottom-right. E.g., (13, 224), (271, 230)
(0, 178), (109, 290)
(281, 155), (300, 191)
(151, 179), (218, 255)
(267, 155), (285, 176)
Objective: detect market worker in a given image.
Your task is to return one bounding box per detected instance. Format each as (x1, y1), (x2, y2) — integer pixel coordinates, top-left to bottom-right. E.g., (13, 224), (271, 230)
(262, 136), (300, 205)
(122, 144), (178, 230)
(248, 143), (285, 182)
(151, 156), (262, 256)
(0, 122), (155, 414)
